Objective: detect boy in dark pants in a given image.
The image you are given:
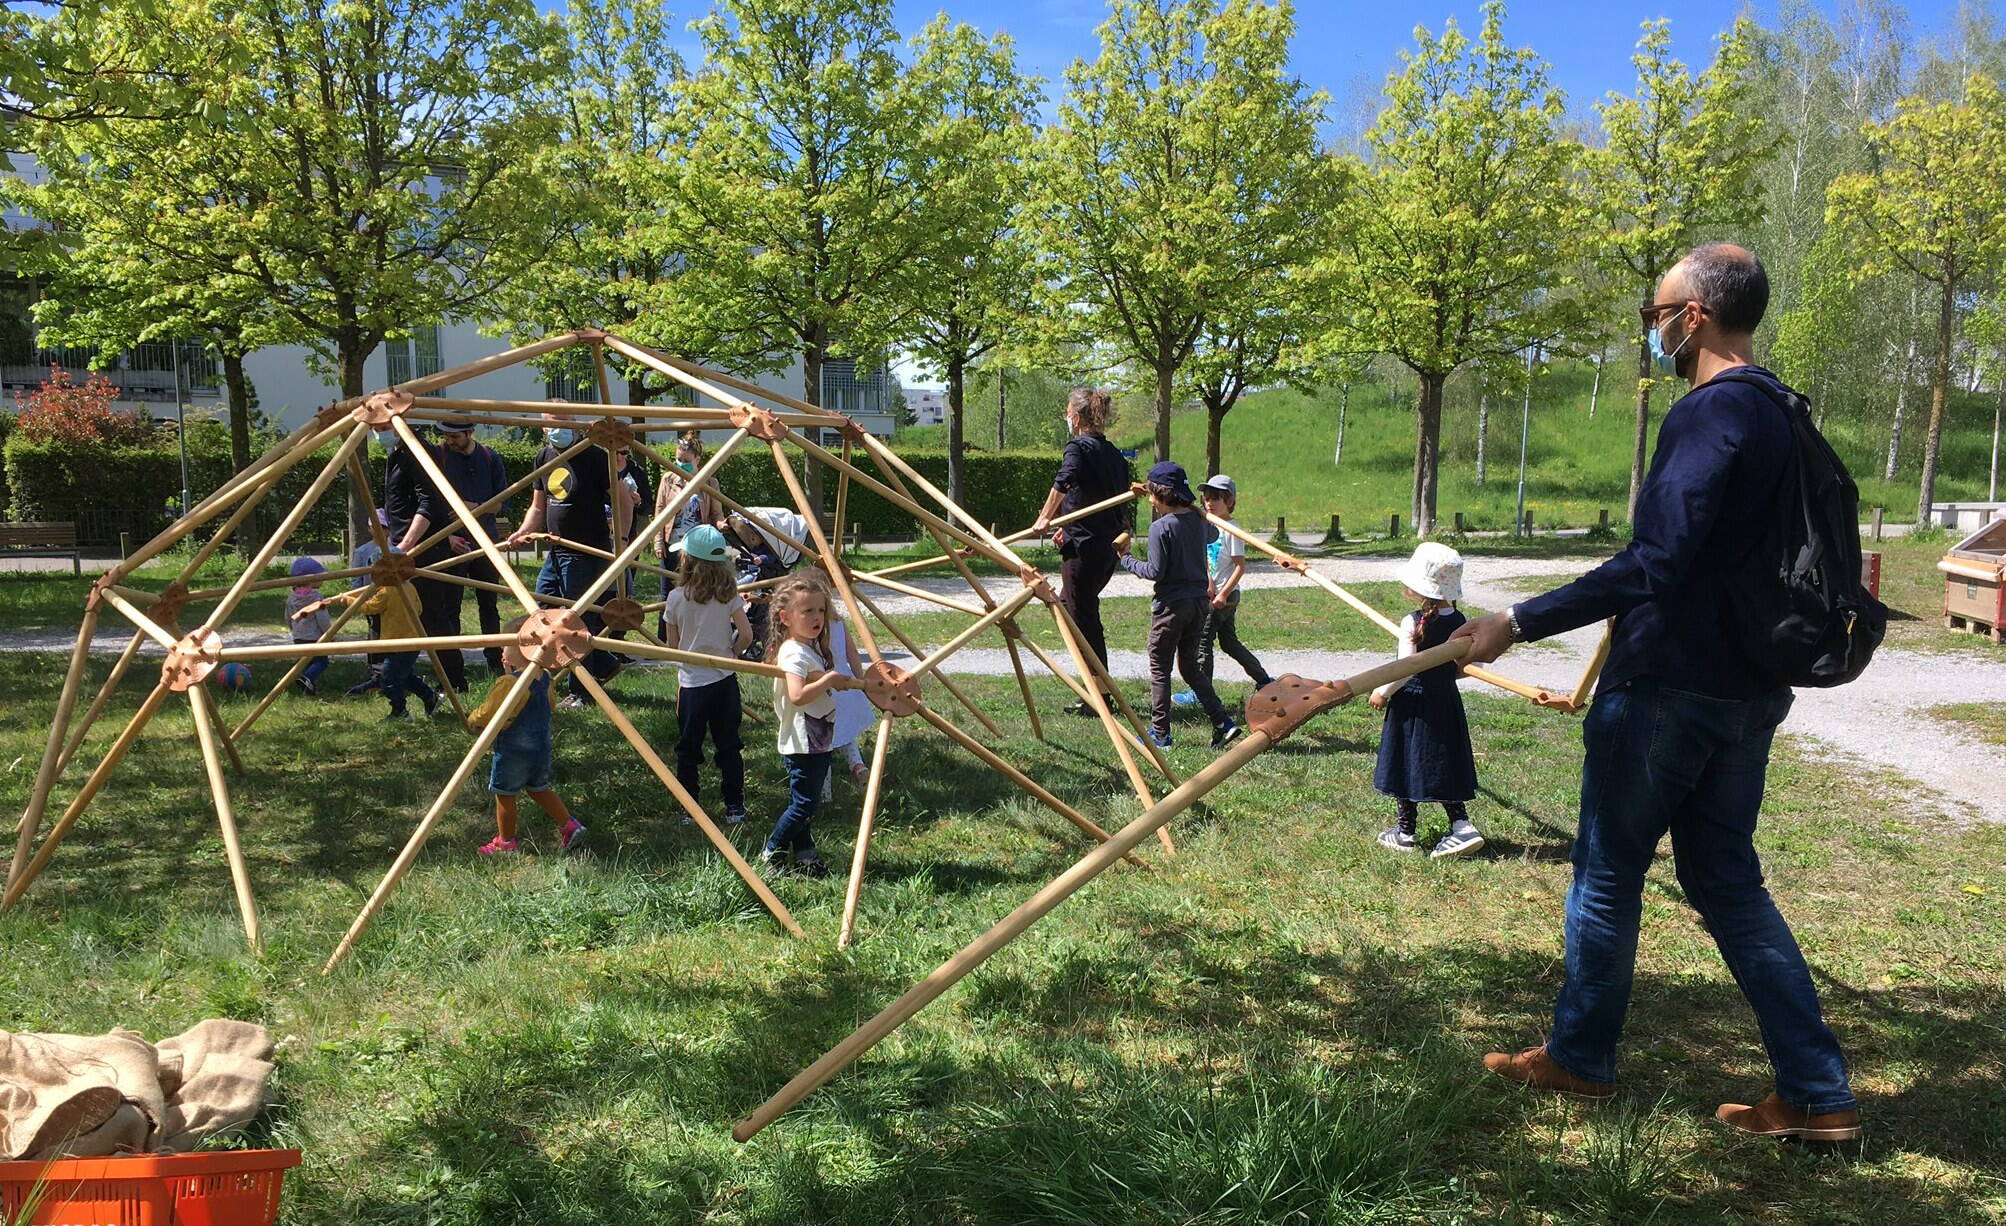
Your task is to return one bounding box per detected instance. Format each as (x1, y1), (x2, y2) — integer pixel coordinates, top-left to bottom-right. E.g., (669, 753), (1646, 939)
(1116, 462), (1243, 750)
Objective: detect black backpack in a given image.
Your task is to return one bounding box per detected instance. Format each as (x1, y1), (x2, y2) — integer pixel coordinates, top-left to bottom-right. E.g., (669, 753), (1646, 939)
(1713, 371), (1887, 688)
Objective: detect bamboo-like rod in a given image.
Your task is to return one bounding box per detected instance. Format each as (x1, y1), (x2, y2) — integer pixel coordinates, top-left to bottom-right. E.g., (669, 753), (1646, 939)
(859, 433), (1022, 563)
(1004, 637), (1045, 743)
(8, 605), (99, 893)
(602, 334), (845, 423)
(851, 550), (970, 584)
(391, 416), (539, 613)
(406, 435), (594, 560)
(571, 668), (805, 937)
(768, 440), (883, 665)
(568, 429), (748, 613)
(220, 633), (518, 662)
(1015, 634), (1095, 707)
(201, 688), (248, 777)
(1202, 511), (1404, 637)
(997, 488), (1143, 548)
(707, 487), (820, 568)
(600, 335), (793, 421)
(230, 585), (374, 742)
(1050, 600), (1169, 852)
(1566, 620), (1615, 709)
(122, 416), (353, 576)
(856, 444), (1017, 630)
(183, 563), (377, 604)
(206, 425), (370, 629)
(179, 469), (287, 577)
(591, 339), (616, 406)
(838, 716), (892, 950)
(377, 330), (585, 401)
(408, 395), (762, 423)
(1050, 600), (1181, 787)
(606, 444), (626, 581)
(584, 635), (784, 678)
(786, 431), (1010, 569)
(527, 533), (679, 582)
(832, 438), (852, 565)
(99, 588), (181, 650)
(187, 685), (261, 950)
(851, 572), (988, 618)
(907, 586), (1040, 682)
(845, 586), (1002, 737)
(914, 703), (1138, 864)
(734, 640), (1472, 1140)
(57, 630), (146, 776)
(345, 451), (471, 729)
(324, 664), (545, 972)
(2, 681), (173, 910)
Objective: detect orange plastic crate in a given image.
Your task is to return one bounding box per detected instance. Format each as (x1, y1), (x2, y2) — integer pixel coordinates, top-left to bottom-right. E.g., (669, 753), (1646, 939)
(0, 1149), (301, 1226)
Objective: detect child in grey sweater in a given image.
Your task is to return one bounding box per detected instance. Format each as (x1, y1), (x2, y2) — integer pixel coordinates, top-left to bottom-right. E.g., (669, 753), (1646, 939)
(1116, 462), (1243, 750)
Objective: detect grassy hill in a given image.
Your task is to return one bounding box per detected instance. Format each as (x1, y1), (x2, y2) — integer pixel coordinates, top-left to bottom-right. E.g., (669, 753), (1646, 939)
(908, 361), (2002, 532)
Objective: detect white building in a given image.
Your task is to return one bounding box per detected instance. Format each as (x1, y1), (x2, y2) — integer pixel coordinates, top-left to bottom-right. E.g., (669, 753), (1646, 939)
(903, 387), (945, 426)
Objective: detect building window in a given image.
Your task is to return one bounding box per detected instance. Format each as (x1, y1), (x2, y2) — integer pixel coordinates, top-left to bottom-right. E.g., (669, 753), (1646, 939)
(386, 324), (443, 384)
(544, 366), (596, 401)
(819, 357), (888, 417)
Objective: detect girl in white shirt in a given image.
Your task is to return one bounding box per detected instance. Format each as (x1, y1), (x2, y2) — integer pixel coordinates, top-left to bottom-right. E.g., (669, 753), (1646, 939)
(762, 575), (863, 877)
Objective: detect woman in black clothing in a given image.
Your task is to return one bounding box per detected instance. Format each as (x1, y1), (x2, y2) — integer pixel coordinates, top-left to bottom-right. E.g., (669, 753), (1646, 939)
(1030, 388), (1132, 715)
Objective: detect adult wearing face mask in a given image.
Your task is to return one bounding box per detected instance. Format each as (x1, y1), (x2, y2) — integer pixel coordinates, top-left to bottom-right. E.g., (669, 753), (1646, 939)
(380, 422), (466, 692)
(1453, 244), (1859, 1144)
(505, 410), (628, 707)
(434, 417), (511, 672)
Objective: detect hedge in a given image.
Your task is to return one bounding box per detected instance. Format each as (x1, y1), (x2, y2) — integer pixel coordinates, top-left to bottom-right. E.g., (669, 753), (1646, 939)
(3, 422), (1070, 550)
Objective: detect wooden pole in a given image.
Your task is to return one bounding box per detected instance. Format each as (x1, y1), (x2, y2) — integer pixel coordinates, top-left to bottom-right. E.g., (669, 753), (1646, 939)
(571, 668), (804, 937)
(733, 641), (1470, 1140)
(832, 437), (852, 566)
(583, 635), (784, 678)
(1013, 634), (1095, 707)
(57, 630), (146, 775)
(204, 425), (370, 629)
(344, 450), (471, 728)
(8, 604), (99, 893)
(914, 703), (1139, 865)
(562, 429), (750, 613)
(1004, 635), (1044, 743)
(837, 715), (892, 950)
(1562, 620), (1615, 712)
(98, 588), (180, 650)
(786, 431), (1010, 567)
(229, 586), (374, 742)
(846, 586), (1003, 737)
(769, 440), (884, 665)
(906, 586), (1040, 681)
(187, 684), (261, 949)
(324, 665), (545, 972)
(851, 571), (989, 618)
(991, 488), (1143, 551)
(3, 681), (173, 909)
(526, 533), (680, 582)
(404, 435), (596, 561)
(857, 433), (1022, 563)
(389, 417), (539, 611)
(1049, 600), (1181, 787)
(1205, 511), (1402, 637)
(220, 634), (518, 662)
(1049, 600), (1171, 852)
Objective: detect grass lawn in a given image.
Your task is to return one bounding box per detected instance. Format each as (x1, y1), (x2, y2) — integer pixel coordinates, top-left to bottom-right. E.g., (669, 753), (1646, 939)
(2, 651), (2002, 1224)
(1929, 703), (2006, 747)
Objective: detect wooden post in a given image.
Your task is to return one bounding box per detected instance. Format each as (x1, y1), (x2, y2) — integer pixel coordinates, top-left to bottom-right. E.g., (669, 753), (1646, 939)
(118, 532), (130, 559)
(345, 451), (471, 729)
(1276, 515), (1287, 541)
(1004, 634), (1045, 743)
(1050, 599), (1181, 787)
(1048, 600), (1173, 853)
(1563, 620), (1616, 712)
(907, 585), (1040, 681)
(838, 716), (893, 950)
(230, 586), (375, 742)
(57, 631), (146, 775)
(188, 684), (261, 950)
(1388, 514), (1400, 538)
(569, 668), (803, 936)
(204, 425), (369, 630)
(8, 604), (99, 894)
(846, 586), (1003, 737)
(1871, 506), (1884, 541)
(1325, 513), (1342, 543)
(731, 641), (1469, 1141)
(769, 440), (883, 665)
(1453, 512), (1466, 534)
(324, 665), (547, 971)
(1598, 508), (1611, 532)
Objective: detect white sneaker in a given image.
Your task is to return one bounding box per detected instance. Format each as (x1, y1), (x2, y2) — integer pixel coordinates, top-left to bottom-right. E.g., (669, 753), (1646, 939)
(1431, 828), (1486, 859)
(1377, 827), (1418, 853)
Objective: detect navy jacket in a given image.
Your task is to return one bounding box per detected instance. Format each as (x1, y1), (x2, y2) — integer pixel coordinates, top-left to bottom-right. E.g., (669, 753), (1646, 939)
(1119, 507), (1215, 609)
(382, 436), (446, 549)
(437, 443), (509, 536)
(1515, 365), (1795, 700)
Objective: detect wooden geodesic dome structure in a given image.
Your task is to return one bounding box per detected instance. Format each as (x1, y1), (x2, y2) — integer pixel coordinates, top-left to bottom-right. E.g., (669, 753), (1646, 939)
(2, 328), (1207, 969)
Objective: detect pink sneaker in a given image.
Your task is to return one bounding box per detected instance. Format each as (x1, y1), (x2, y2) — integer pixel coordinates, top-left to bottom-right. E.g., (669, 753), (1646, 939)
(558, 818), (587, 852)
(478, 836), (520, 856)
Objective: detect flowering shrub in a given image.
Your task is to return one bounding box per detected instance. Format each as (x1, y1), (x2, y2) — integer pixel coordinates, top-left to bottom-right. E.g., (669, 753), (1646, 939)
(13, 364), (156, 446)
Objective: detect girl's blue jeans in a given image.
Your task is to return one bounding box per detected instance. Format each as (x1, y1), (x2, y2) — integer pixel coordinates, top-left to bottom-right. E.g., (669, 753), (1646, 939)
(766, 752), (831, 858)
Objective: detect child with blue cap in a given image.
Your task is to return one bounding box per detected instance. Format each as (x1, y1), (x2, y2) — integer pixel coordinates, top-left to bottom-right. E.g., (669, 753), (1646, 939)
(1116, 462), (1243, 750)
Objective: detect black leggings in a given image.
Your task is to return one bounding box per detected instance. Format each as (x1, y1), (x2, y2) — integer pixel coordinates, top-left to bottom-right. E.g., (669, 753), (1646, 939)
(1396, 799), (1468, 837)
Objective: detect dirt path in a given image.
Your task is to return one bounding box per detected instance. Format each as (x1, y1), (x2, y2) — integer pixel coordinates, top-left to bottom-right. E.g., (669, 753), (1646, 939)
(7, 554), (2001, 823)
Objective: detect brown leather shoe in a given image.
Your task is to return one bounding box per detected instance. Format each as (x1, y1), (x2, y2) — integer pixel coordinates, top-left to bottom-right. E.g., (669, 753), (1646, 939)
(1715, 1093), (1862, 1142)
(1482, 1045), (1616, 1099)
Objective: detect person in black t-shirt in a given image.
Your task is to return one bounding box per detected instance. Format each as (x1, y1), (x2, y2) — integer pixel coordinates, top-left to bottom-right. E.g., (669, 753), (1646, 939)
(1030, 387), (1132, 715)
(505, 412), (634, 705)
(381, 423), (467, 691)
(434, 417), (511, 672)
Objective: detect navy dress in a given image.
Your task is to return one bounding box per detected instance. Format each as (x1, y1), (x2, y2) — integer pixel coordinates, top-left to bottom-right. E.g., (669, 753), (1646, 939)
(1373, 608), (1477, 803)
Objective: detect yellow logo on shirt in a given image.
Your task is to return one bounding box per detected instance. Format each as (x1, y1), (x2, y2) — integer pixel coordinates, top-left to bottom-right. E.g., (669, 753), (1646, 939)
(546, 465), (573, 501)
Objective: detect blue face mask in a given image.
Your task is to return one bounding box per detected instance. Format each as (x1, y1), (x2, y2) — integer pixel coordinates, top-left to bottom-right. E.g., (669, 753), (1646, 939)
(547, 427), (575, 447)
(1648, 306), (1693, 377)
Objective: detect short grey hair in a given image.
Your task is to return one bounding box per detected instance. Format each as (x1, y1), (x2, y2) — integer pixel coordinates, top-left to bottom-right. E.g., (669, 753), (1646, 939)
(1681, 244), (1769, 334)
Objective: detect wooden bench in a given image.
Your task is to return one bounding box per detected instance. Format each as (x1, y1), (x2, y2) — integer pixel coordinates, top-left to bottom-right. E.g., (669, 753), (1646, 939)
(0, 521), (82, 574)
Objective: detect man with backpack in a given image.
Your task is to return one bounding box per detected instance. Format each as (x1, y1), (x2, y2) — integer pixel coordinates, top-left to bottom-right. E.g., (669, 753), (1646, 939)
(1454, 244), (1877, 1143)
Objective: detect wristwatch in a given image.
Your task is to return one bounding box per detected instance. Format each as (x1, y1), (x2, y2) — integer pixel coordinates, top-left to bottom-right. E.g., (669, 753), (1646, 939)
(1505, 604), (1525, 643)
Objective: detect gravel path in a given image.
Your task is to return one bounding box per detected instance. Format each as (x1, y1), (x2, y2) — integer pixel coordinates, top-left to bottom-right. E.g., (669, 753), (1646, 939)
(8, 553), (2002, 824)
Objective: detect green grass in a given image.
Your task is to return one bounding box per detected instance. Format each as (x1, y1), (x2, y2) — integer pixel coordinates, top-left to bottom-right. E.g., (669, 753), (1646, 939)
(1087, 360), (2001, 533)
(2, 654), (2002, 1224)
(1929, 702), (2006, 747)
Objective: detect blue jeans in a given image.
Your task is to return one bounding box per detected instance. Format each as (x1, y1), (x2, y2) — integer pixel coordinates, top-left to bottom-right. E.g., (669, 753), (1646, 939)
(535, 548), (618, 698)
(1547, 680), (1854, 1112)
(765, 752), (831, 858)
(298, 652), (329, 685)
(378, 651), (436, 716)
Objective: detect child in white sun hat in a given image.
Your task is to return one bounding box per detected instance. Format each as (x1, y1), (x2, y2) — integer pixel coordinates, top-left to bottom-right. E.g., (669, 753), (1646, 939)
(1368, 541), (1484, 858)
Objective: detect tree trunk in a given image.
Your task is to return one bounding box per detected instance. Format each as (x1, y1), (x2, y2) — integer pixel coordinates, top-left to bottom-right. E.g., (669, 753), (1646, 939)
(1629, 329), (1653, 521)
(1333, 384), (1348, 468)
(221, 352), (253, 475)
(1991, 390), (2001, 502)
(1412, 372), (1445, 537)
(1916, 278), (1954, 527)
(1588, 345), (1604, 419)
(800, 340), (825, 515)
(995, 369), (1006, 450)
(340, 343), (371, 544)
(1475, 391), (1489, 487)
(1153, 353), (1173, 465)
(628, 372), (650, 406)
(1205, 395), (1225, 478)
(1887, 361), (1910, 481)
(946, 354), (967, 507)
